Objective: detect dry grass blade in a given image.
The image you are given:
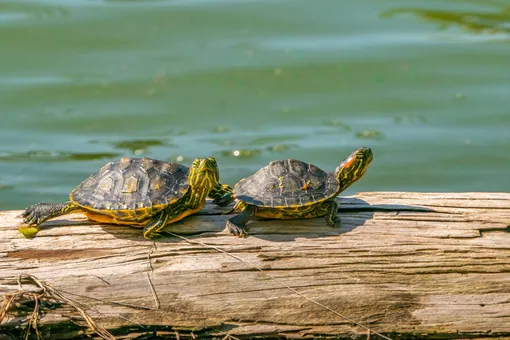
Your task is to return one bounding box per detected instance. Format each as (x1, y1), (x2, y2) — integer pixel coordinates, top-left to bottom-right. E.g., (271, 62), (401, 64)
(0, 294), (17, 324)
(0, 274), (116, 340)
(58, 289), (152, 311)
(25, 294), (41, 340)
(146, 246), (160, 310)
(146, 272), (160, 310)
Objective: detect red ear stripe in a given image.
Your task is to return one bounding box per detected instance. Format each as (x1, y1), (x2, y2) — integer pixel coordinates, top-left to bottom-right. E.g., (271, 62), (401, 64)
(344, 156), (355, 168)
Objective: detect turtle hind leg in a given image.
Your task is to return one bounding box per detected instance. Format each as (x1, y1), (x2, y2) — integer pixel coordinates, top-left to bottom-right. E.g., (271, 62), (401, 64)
(324, 200), (341, 228)
(20, 202), (79, 238)
(226, 204), (256, 238)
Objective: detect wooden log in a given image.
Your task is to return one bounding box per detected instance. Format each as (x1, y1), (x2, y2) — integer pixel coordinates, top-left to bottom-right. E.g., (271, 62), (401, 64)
(1, 192), (510, 339)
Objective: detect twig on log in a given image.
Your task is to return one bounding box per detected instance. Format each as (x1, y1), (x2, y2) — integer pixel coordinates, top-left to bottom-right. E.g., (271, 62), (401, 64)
(146, 244), (160, 310)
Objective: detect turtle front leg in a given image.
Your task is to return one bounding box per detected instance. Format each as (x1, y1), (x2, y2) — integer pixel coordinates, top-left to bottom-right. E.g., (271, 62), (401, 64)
(226, 203), (256, 238)
(324, 200), (341, 228)
(209, 183), (234, 207)
(143, 210), (171, 239)
(20, 202), (80, 238)
(143, 205), (188, 239)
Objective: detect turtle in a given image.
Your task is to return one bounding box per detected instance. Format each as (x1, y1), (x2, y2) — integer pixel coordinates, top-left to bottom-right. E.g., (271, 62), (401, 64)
(19, 157), (233, 239)
(224, 147), (373, 237)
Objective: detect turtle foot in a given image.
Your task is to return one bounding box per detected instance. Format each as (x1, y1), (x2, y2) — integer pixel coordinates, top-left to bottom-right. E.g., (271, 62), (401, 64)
(226, 221), (247, 238)
(22, 203), (54, 226)
(328, 216), (342, 228)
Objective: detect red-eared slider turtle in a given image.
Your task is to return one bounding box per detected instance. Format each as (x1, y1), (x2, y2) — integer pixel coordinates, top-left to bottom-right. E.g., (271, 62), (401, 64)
(225, 147), (373, 237)
(20, 157), (233, 239)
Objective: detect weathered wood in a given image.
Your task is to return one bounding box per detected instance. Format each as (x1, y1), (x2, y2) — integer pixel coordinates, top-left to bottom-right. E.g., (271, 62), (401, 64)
(1, 192), (510, 339)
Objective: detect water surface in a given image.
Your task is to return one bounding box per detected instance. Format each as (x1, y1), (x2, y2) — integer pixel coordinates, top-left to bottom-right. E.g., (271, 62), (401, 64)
(1, 0), (509, 209)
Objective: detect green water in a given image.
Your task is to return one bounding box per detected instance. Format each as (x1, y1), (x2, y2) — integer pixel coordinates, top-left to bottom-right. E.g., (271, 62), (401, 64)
(1, 0), (509, 210)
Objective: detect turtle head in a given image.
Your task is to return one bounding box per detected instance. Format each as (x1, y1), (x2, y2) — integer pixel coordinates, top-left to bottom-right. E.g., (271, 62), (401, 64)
(188, 157), (220, 206)
(335, 147), (373, 193)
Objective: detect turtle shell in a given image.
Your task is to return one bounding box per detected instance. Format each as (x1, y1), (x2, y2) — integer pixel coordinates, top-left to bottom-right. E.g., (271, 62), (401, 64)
(234, 159), (339, 208)
(70, 157), (189, 211)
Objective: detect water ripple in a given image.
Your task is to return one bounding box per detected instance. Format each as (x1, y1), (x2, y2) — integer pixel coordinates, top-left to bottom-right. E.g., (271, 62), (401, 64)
(0, 150), (121, 162)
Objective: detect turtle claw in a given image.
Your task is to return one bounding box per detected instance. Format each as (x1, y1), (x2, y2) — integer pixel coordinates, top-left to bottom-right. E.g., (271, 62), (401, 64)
(21, 209), (29, 218)
(328, 216), (342, 228)
(143, 232), (160, 239)
(226, 221), (247, 238)
(22, 203), (52, 226)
